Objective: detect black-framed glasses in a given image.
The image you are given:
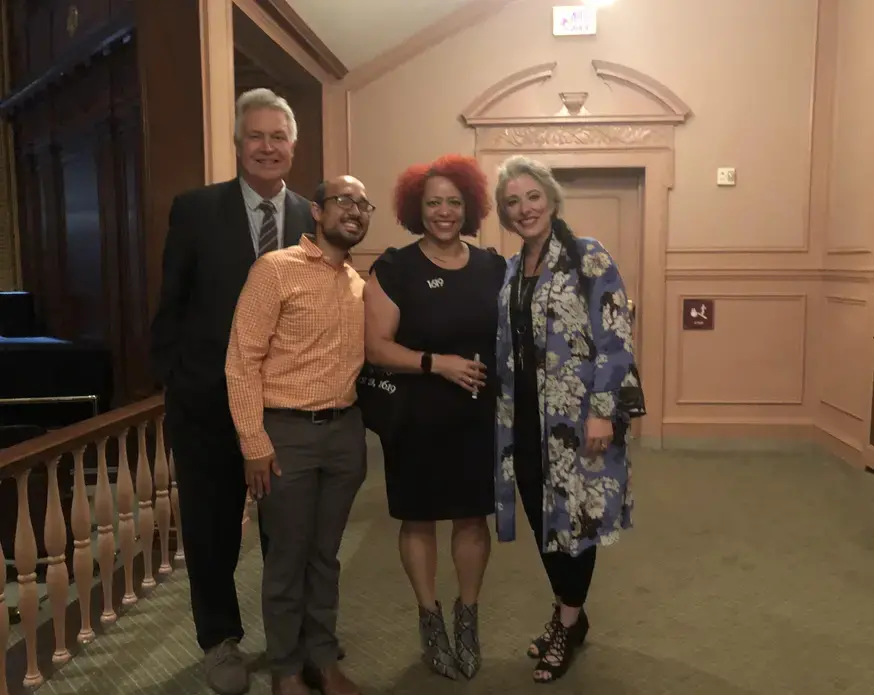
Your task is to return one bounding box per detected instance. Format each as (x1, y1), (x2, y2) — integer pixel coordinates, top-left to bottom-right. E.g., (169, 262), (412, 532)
(325, 195), (375, 214)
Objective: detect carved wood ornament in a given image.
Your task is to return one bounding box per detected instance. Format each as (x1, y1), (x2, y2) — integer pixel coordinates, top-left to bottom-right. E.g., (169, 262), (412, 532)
(460, 60), (692, 153)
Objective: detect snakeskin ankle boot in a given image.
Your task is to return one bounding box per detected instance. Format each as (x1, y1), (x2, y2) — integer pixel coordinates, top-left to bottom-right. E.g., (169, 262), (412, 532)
(453, 597), (482, 679)
(418, 601), (458, 680)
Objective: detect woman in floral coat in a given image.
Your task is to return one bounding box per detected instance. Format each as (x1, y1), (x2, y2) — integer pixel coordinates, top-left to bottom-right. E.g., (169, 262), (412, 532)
(493, 155), (640, 683)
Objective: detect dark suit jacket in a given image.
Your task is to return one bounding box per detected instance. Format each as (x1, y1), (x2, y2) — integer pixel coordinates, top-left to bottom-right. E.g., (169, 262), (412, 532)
(150, 178), (314, 398)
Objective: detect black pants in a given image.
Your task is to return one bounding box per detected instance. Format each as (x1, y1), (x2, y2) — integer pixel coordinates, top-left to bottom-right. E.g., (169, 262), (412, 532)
(165, 384), (267, 651)
(514, 388), (597, 609)
(516, 472), (597, 608)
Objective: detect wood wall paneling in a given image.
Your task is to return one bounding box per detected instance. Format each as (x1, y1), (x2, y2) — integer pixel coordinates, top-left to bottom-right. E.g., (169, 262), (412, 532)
(0, 0), (19, 289)
(133, 0), (206, 327)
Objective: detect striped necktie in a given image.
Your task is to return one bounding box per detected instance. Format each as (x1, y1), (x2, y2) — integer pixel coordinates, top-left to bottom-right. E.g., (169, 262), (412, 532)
(257, 200), (278, 256)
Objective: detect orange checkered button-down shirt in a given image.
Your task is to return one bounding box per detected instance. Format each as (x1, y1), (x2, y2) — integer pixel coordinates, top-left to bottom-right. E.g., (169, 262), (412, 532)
(225, 235), (366, 459)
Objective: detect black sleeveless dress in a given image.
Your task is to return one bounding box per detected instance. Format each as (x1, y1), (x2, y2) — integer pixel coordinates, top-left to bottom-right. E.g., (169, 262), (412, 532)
(371, 242), (507, 521)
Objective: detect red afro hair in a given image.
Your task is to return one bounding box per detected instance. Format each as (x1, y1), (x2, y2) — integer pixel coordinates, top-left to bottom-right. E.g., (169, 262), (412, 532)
(393, 154), (492, 237)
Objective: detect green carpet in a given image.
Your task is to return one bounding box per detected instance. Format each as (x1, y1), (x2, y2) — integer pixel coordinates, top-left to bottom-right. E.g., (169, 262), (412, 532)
(19, 439), (874, 694)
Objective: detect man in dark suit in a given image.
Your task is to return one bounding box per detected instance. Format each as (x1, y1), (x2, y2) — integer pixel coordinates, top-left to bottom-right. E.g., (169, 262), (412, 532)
(150, 88), (315, 695)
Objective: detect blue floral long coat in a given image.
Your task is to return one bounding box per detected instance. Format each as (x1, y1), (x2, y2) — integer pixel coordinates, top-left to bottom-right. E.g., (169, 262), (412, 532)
(495, 234), (636, 557)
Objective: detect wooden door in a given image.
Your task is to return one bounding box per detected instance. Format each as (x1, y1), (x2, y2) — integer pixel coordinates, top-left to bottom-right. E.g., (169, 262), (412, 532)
(553, 167), (645, 436)
(553, 167), (643, 311)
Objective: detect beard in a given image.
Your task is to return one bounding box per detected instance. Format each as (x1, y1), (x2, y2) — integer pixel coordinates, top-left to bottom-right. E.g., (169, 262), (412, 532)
(323, 219), (366, 250)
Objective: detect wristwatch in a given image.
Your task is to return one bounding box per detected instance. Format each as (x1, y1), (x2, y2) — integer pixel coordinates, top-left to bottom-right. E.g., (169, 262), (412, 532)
(421, 352), (433, 374)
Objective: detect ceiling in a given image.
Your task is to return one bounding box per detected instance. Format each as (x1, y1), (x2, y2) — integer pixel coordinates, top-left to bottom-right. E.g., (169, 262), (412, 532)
(287, 0), (479, 71)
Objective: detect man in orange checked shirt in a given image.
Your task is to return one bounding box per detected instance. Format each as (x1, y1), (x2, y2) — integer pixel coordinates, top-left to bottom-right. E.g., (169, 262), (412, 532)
(225, 175), (373, 695)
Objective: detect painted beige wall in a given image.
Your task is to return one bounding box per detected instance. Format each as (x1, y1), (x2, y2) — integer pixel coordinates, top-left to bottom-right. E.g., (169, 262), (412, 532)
(341, 0), (874, 461)
(2, 0), (870, 464)
(350, 0), (817, 253)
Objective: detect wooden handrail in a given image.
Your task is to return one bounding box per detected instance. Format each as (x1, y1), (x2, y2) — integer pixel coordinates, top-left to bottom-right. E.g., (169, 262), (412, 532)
(1, 392), (185, 691)
(0, 395), (165, 476)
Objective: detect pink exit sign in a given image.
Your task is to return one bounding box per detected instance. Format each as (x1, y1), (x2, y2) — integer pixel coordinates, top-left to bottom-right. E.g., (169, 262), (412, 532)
(553, 5), (598, 36)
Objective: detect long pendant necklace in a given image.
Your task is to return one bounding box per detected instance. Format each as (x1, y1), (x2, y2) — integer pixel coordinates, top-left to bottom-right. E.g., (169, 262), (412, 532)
(513, 236), (551, 371)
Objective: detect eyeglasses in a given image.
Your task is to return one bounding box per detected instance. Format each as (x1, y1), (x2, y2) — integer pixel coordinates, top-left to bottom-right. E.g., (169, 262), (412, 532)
(325, 195), (375, 214)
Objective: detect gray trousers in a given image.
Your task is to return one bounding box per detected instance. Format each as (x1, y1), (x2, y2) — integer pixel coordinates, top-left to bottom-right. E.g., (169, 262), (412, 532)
(259, 406), (367, 676)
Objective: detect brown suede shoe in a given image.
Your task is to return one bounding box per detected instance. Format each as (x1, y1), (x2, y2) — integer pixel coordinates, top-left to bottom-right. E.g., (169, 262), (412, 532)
(203, 639), (249, 695)
(271, 672), (310, 695)
(311, 664), (361, 695)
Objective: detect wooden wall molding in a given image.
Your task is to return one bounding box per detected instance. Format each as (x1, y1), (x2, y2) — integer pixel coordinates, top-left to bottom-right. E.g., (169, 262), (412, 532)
(591, 59), (693, 119)
(674, 293), (807, 406)
(258, 0), (347, 80)
(826, 247), (871, 255)
(666, 267), (874, 281)
(460, 62), (557, 124)
(823, 294), (867, 306)
(461, 60), (688, 129)
(818, 418), (866, 451)
(822, 268), (874, 282)
(818, 293), (870, 428)
(666, 268), (822, 281)
(473, 122), (677, 150)
(668, 244), (811, 254)
(199, 0), (236, 183)
(232, 0), (333, 84)
(821, 399), (865, 422)
(662, 416), (814, 426)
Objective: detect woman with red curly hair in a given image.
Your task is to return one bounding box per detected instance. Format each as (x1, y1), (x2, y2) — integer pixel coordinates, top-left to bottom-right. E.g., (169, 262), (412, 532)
(364, 154), (506, 681)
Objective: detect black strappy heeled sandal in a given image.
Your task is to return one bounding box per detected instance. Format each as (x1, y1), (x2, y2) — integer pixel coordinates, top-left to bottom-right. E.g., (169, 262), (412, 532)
(532, 617), (586, 684)
(528, 605), (589, 659)
(527, 603), (559, 658)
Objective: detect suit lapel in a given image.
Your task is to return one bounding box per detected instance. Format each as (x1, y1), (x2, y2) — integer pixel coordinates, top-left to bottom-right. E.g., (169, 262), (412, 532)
(282, 191), (309, 248)
(222, 179), (256, 266)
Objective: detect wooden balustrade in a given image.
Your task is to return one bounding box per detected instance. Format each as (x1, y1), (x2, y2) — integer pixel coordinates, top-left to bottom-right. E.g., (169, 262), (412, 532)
(0, 395), (184, 693)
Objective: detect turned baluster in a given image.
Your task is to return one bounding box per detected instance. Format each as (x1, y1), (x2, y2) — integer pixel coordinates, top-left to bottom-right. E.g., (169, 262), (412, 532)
(14, 470), (43, 688)
(95, 438), (117, 624)
(153, 416), (172, 574)
(71, 446), (95, 644)
(1, 518), (9, 695)
(169, 451), (184, 562)
(136, 422), (156, 589)
(116, 428), (137, 605)
(44, 456), (71, 664)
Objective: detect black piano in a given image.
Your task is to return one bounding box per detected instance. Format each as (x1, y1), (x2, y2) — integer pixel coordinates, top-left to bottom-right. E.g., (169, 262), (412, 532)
(0, 291), (113, 431)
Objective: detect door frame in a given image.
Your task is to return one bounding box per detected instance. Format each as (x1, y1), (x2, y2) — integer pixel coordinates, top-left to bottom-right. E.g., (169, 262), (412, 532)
(462, 61), (692, 448)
